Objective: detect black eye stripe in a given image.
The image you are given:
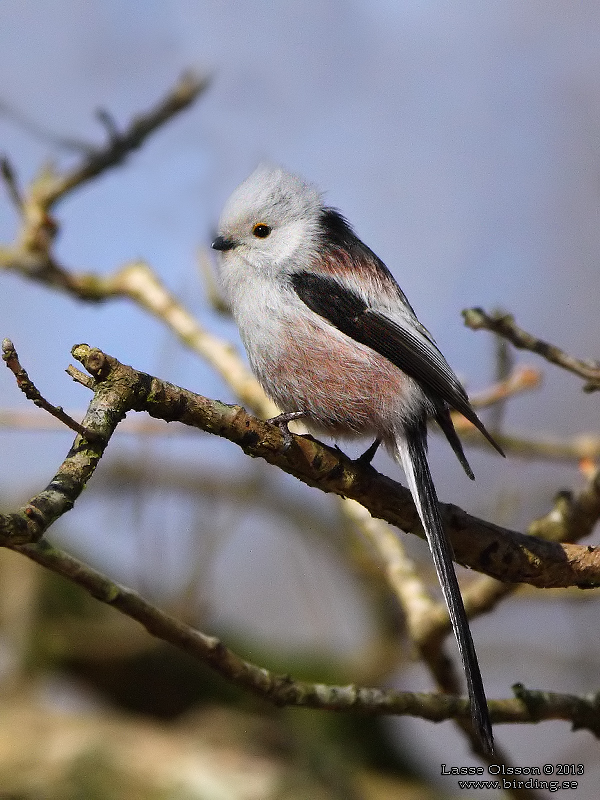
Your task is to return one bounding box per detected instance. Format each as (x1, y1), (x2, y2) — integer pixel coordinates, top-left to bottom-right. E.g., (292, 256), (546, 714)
(252, 223), (272, 238)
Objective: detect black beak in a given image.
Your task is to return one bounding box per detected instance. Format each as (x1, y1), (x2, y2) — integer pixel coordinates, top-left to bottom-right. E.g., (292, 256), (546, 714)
(211, 235), (236, 251)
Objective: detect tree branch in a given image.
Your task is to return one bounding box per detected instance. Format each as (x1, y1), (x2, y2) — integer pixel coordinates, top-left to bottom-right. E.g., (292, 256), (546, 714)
(3, 343), (600, 589)
(2, 338), (100, 440)
(466, 365), (542, 409)
(33, 72), (210, 209)
(0, 73), (210, 295)
(9, 537), (600, 736)
(463, 307), (600, 391)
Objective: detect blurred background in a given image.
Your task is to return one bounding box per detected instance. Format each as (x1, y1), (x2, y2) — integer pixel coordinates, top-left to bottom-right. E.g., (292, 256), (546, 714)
(1, 1), (600, 798)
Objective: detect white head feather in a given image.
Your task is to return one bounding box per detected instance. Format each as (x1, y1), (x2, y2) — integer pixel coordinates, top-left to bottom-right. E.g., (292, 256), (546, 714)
(216, 165), (323, 275)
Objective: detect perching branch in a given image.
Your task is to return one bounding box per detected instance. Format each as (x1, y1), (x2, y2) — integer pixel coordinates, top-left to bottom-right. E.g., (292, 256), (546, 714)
(463, 307), (600, 391)
(3, 343), (600, 590)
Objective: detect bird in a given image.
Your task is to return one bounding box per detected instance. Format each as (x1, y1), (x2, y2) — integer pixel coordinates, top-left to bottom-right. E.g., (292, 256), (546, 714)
(212, 164), (504, 755)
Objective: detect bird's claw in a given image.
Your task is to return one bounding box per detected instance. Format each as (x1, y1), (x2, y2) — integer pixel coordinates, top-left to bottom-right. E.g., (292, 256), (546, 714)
(267, 411), (305, 451)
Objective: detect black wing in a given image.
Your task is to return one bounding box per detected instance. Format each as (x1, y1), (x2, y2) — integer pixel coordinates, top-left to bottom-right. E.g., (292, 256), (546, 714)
(290, 269), (504, 457)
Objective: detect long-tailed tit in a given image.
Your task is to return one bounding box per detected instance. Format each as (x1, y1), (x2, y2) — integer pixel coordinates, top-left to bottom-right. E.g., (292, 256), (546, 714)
(212, 165), (504, 755)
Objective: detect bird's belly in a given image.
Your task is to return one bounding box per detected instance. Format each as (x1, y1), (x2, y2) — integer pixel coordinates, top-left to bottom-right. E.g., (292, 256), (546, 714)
(247, 312), (425, 438)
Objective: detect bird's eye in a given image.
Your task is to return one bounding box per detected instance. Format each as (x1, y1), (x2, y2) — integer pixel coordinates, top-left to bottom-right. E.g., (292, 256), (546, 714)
(252, 223), (272, 238)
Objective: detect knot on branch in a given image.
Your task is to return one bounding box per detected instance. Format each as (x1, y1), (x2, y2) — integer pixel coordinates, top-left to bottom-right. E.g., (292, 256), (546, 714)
(72, 343), (114, 380)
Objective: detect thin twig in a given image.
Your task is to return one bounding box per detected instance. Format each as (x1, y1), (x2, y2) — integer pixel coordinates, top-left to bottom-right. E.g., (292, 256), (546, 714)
(40, 72), (210, 208)
(0, 73), (210, 291)
(2, 339), (101, 441)
(463, 307), (600, 391)
(0, 98), (92, 154)
(0, 156), (24, 210)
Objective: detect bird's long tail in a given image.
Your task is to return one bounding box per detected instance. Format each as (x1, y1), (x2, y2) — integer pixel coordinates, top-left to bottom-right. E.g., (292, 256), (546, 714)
(394, 424), (494, 756)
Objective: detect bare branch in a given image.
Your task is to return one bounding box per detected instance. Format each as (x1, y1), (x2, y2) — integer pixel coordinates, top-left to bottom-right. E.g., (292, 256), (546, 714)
(2, 338), (100, 441)
(39, 72), (210, 208)
(0, 156), (24, 210)
(3, 343), (600, 588)
(0, 73), (210, 293)
(463, 307), (600, 390)
(460, 430), (600, 462)
(6, 402), (600, 464)
(467, 365), (542, 409)
(9, 537), (600, 737)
